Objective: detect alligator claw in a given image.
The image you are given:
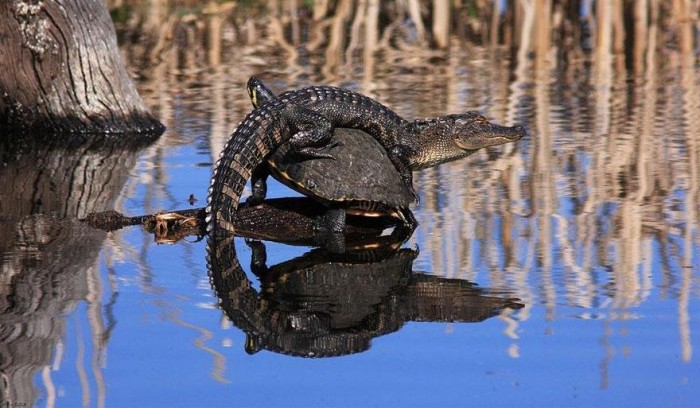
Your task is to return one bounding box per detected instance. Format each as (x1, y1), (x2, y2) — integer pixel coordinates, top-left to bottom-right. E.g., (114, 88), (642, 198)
(294, 147), (337, 160)
(410, 187), (420, 205)
(294, 140), (341, 160)
(327, 140), (344, 149)
(401, 175), (419, 205)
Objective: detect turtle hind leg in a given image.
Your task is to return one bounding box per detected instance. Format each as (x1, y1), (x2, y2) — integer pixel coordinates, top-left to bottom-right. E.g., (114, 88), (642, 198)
(246, 164), (269, 206)
(313, 232), (346, 254)
(313, 207), (346, 233)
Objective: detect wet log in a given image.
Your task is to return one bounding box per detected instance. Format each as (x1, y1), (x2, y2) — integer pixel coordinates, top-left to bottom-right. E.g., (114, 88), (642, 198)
(0, 0), (163, 133)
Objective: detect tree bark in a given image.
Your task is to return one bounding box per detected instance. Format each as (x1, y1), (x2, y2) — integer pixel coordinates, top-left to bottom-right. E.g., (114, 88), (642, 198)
(0, 0), (163, 133)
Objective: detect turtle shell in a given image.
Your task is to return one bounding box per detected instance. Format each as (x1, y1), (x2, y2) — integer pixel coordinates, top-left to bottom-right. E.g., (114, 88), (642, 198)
(267, 127), (414, 210)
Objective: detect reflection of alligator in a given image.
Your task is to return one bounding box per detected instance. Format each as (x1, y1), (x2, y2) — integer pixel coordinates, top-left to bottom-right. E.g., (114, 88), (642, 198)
(207, 236), (523, 358)
(207, 79), (526, 235)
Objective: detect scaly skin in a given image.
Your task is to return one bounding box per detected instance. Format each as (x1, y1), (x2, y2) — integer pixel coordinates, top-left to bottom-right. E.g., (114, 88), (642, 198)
(209, 78), (526, 235)
(205, 81), (526, 349)
(247, 77), (418, 202)
(402, 112), (526, 170)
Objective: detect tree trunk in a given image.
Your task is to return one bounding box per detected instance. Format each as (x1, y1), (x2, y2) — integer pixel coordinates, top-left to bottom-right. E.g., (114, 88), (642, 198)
(0, 0), (163, 133)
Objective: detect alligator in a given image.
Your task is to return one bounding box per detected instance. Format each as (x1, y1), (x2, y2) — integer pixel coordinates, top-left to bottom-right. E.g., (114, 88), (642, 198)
(206, 95), (335, 234)
(207, 78), (526, 236)
(246, 77), (419, 202)
(245, 77), (526, 208)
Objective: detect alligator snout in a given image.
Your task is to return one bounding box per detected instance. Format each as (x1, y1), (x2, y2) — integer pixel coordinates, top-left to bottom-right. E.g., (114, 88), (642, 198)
(505, 125), (527, 140)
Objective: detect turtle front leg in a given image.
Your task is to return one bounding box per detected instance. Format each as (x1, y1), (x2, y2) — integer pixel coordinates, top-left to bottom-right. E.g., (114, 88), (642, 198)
(314, 232), (346, 254)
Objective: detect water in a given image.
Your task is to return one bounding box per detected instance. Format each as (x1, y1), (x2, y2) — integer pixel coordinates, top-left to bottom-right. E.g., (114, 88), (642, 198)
(2, 5), (700, 407)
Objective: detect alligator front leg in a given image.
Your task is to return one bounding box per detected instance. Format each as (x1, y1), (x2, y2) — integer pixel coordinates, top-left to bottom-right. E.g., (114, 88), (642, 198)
(389, 144), (418, 203)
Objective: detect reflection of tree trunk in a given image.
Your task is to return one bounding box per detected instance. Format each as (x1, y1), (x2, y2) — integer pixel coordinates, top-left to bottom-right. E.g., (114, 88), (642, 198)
(0, 0), (162, 133)
(0, 137), (154, 406)
(0, 218), (105, 406)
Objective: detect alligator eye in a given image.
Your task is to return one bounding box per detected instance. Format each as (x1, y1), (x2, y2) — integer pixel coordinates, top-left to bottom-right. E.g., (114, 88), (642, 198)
(414, 121), (430, 131)
(455, 118), (473, 126)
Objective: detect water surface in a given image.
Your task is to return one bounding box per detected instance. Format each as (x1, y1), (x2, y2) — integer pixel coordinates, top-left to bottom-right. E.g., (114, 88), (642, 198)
(2, 4), (700, 407)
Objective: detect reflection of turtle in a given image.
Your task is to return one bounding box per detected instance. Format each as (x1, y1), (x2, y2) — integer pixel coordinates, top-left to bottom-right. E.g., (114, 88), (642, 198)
(206, 234), (524, 359)
(245, 241), (417, 357)
(245, 77), (526, 232)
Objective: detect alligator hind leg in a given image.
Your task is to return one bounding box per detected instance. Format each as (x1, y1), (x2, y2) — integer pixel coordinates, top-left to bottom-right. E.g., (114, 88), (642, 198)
(248, 76), (338, 159)
(282, 104), (338, 159)
(289, 120), (336, 159)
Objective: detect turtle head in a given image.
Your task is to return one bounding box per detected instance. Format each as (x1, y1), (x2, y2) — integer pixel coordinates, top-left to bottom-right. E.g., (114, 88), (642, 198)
(409, 112), (526, 169)
(247, 76), (278, 108)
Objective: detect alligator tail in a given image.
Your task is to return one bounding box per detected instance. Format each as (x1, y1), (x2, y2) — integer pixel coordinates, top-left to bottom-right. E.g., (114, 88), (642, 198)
(206, 106), (282, 235)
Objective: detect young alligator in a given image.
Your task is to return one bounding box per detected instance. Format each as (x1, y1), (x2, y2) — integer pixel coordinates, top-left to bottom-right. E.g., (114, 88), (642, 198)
(207, 78), (428, 235)
(244, 78), (526, 231)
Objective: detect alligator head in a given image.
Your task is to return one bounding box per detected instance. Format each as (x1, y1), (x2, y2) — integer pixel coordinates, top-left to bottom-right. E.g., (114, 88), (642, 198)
(407, 112), (526, 170)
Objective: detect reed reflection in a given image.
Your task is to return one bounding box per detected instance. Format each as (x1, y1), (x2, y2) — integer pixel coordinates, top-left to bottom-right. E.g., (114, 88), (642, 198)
(110, 0), (699, 370)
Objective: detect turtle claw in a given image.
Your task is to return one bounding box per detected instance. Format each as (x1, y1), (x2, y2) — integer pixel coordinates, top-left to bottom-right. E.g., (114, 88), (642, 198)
(245, 193), (264, 206)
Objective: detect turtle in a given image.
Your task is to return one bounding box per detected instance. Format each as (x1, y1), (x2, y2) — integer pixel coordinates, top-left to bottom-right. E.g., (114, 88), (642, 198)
(259, 127), (416, 231)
